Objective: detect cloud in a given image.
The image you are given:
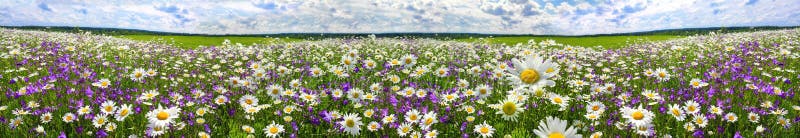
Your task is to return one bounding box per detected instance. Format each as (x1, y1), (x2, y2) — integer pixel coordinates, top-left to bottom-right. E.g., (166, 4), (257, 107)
(38, 3), (52, 12)
(0, 0), (798, 35)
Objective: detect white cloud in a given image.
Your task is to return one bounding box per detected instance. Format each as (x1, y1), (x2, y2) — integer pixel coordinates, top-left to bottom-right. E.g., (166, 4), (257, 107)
(0, 0), (798, 35)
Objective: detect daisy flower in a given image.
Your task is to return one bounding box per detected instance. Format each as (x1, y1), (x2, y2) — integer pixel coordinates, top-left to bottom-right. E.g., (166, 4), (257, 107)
(148, 123), (167, 137)
(654, 68), (670, 82)
(549, 93), (569, 110)
(263, 121), (284, 138)
(198, 132), (211, 138)
(533, 116), (582, 138)
(267, 85), (284, 99)
(242, 125), (256, 133)
(621, 105), (655, 127)
(339, 113), (363, 135)
(405, 109), (422, 123)
(41, 112), (53, 123)
(506, 55), (557, 87)
(238, 94), (259, 107)
(585, 101), (606, 113)
(363, 59), (377, 69)
(473, 121), (495, 138)
(633, 124), (654, 136)
(419, 111), (438, 130)
(495, 99), (524, 121)
(92, 114), (109, 128)
(78, 106), (92, 115)
(668, 104), (686, 121)
(434, 66), (448, 77)
(382, 114), (396, 124)
(100, 100), (116, 115)
(641, 90), (661, 101)
(584, 112), (601, 121)
(92, 78), (111, 88)
(214, 95), (229, 105)
(105, 122), (117, 132)
(724, 113), (738, 123)
(425, 130), (439, 138)
(692, 115), (708, 128)
(367, 121), (381, 131)
(689, 78), (708, 88)
(400, 54), (417, 67)
(778, 116), (791, 128)
(684, 100), (701, 115)
(397, 122), (413, 136)
(347, 88), (365, 102)
(140, 90), (160, 100)
(62, 113), (77, 123)
(116, 104), (133, 121)
(130, 68), (146, 81)
(147, 105), (181, 126)
(709, 105), (723, 115)
(309, 67), (324, 77)
(747, 112), (760, 123)
(683, 123), (696, 131)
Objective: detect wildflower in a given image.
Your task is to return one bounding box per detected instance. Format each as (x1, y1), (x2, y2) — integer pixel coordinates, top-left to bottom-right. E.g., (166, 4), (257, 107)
(533, 116), (582, 138)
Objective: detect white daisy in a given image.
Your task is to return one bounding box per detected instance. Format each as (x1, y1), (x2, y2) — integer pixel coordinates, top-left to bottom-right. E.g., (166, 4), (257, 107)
(263, 121), (284, 138)
(473, 121), (495, 138)
(621, 105), (655, 127)
(533, 116), (582, 138)
(147, 105), (180, 126)
(507, 55), (557, 87)
(339, 113), (363, 135)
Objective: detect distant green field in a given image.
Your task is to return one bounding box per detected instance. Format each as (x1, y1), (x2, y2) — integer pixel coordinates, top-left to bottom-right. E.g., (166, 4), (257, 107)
(456, 35), (682, 49)
(117, 35), (303, 49)
(116, 34), (682, 49)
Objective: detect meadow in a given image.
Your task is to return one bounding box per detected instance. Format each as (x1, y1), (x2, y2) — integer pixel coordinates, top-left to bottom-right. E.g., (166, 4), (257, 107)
(115, 34), (681, 49)
(116, 35), (303, 49)
(1, 28), (799, 138)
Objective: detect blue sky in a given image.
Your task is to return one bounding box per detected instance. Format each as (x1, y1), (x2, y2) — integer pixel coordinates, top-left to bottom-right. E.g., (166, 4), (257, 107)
(1, 0), (799, 35)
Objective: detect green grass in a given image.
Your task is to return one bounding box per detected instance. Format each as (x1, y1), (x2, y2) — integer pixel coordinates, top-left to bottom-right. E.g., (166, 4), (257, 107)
(456, 35), (682, 49)
(117, 35), (303, 49)
(117, 34), (682, 49)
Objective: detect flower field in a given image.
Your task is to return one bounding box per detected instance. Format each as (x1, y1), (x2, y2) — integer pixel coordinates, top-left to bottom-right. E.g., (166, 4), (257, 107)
(1, 28), (799, 138)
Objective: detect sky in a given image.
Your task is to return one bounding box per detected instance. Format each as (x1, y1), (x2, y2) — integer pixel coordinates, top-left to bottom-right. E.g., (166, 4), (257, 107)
(1, 0), (799, 35)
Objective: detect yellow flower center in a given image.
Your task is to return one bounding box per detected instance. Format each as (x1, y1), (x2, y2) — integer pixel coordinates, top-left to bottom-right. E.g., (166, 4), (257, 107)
(157, 111), (170, 120)
(548, 132), (566, 138)
(687, 106), (696, 112)
(592, 106), (599, 111)
(631, 111), (644, 120)
(546, 68), (555, 73)
(502, 102), (517, 115)
(480, 127), (489, 134)
(269, 127), (279, 134)
(135, 73), (142, 78)
(345, 119), (355, 127)
(672, 109), (680, 116)
(245, 99), (253, 105)
(120, 109), (129, 116)
(553, 97), (563, 104)
(425, 118), (433, 125)
(519, 69), (540, 84)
